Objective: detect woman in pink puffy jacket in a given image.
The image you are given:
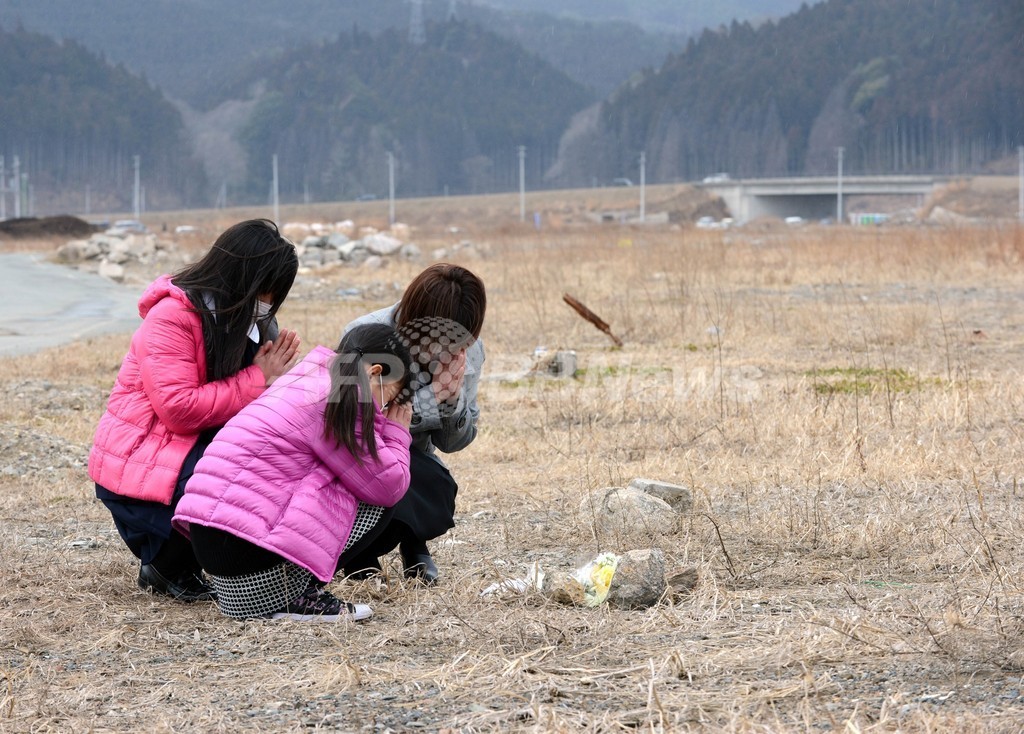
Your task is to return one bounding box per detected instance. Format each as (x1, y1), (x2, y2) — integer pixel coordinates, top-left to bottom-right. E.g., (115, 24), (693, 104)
(173, 323), (414, 622)
(89, 220), (300, 602)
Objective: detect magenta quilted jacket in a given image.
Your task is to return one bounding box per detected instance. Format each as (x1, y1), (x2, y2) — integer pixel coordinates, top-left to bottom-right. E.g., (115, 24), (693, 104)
(172, 346), (412, 581)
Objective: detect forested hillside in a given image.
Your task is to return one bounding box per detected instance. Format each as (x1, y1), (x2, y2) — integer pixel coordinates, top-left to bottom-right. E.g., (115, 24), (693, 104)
(475, 0), (813, 33)
(226, 21), (594, 201)
(548, 0), (1024, 186)
(0, 27), (204, 213)
(0, 0), (683, 101)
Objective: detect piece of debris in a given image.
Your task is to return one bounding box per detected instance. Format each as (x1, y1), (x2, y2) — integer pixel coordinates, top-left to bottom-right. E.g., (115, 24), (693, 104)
(563, 293), (623, 347)
(531, 347), (578, 378)
(666, 567), (700, 598)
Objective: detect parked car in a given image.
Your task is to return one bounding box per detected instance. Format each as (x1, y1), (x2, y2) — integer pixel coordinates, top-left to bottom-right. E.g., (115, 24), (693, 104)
(107, 219), (147, 235)
(702, 173), (731, 183)
(612, 178), (634, 187)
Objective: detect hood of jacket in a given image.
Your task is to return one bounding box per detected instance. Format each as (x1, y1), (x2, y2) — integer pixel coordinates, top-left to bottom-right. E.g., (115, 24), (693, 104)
(138, 274), (192, 320)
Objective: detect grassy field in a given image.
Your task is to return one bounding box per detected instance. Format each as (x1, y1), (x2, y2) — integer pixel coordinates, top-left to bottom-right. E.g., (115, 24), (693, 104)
(2, 185), (1024, 731)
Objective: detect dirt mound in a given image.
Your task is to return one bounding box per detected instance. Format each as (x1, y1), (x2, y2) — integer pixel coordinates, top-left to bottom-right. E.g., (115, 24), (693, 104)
(0, 215), (99, 239)
(657, 187), (730, 223)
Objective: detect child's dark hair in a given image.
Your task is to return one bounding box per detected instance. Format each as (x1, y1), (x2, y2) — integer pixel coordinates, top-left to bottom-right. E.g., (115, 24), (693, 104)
(173, 219), (298, 381)
(325, 323), (412, 462)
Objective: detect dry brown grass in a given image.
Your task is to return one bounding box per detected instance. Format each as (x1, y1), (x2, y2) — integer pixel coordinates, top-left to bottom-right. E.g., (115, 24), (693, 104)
(2, 199), (1024, 732)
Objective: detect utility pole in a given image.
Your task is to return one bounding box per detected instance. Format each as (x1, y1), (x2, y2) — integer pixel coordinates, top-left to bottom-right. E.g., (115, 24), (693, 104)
(836, 146), (844, 224)
(639, 151), (646, 223)
(85, 185), (90, 216)
(388, 151), (396, 226)
(518, 145), (526, 222)
(1018, 145), (1023, 222)
(133, 155), (141, 219)
(12, 156), (20, 218)
(272, 154), (280, 224)
(0, 156), (5, 220)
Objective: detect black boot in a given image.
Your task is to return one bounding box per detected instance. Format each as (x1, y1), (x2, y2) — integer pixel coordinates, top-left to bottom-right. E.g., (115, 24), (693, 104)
(138, 563), (215, 602)
(401, 541), (439, 585)
(140, 530), (215, 602)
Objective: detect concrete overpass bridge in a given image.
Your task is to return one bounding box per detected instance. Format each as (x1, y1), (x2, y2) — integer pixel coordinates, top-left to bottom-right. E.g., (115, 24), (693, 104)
(699, 175), (946, 223)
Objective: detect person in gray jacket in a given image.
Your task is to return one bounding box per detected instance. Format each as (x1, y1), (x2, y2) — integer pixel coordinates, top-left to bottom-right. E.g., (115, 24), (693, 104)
(341, 263), (486, 584)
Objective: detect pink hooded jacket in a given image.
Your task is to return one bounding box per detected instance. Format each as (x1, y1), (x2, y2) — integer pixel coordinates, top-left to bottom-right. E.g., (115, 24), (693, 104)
(88, 275), (267, 504)
(172, 346), (411, 581)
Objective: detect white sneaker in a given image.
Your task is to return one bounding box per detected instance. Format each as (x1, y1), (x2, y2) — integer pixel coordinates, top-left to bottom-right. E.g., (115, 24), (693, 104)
(268, 585), (373, 622)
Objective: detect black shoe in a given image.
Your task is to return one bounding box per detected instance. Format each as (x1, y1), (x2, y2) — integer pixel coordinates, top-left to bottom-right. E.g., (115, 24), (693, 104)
(138, 563), (216, 602)
(343, 556), (383, 581)
(402, 552), (439, 585)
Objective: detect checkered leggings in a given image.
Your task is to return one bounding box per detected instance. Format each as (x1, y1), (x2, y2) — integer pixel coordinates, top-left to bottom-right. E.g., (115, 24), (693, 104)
(209, 502), (385, 619)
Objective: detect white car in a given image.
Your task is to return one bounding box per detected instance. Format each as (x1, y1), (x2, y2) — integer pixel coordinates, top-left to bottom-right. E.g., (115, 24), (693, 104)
(107, 219), (147, 235)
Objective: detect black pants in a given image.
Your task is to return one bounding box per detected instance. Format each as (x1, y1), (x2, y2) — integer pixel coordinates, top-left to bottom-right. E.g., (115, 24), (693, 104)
(343, 448), (458, 572)
(189, 505), (397, 578)
(96, 431), (214, 573)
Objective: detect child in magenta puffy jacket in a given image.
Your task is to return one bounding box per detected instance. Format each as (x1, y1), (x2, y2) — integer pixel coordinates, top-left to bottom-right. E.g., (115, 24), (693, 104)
(173, 323), (414, 622)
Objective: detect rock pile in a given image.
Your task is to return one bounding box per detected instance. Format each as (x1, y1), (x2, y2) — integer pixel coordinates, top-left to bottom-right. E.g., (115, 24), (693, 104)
(294, 230), (422, 270)
(56, 231), (178, 283)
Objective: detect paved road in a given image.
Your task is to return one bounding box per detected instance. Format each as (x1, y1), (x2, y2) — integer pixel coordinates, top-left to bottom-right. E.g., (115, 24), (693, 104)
(0, 254), (140, 357)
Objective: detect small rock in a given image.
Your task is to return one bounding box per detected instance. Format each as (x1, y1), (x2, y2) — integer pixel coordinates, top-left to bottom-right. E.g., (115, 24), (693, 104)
(364, 233), (403, 257)
(627, 478), (693, 513)
(300, 249), (324, 267)
(400, 243), (422, 260)
(326, 232), (350, 248)
(97, 259), (125, 282)
(605, 548), (667, 610)
(666, 567), (700, 597)
(580, 486), (678, 539)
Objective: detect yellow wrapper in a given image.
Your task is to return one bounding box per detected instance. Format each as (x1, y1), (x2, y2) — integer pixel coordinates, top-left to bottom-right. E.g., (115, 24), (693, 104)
(576, 552), (620, 607)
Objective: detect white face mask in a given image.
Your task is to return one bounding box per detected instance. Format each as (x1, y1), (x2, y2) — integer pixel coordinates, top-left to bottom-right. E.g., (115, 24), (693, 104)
(254, 300), (272, 320)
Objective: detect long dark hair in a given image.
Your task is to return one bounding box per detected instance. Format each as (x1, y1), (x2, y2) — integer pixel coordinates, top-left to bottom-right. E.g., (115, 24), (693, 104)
(173, 219), (298, 381)
(325, 323), (412, 463)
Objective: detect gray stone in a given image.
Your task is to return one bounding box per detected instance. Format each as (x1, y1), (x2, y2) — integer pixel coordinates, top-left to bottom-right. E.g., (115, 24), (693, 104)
(105, 248), (131, 265)
(300, 249), (324, 267)
(56, 240), (89, 262)
(627, 478), (693, 513)
(399, 243), (422, 260)
(606, 548), (667, 610)
(347, 249), (369, 266)
(579, 486), (678, 539)
(125, 234), (157, 259)
(81, 238), (106, 259)
(362, 255), (385, 269)
(302, 235), (325, 249)
(338, 241), (365, 260)
(97, 259), (125, 282)
(326, 232), (350, 248)
(364, 233), (403, 257)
